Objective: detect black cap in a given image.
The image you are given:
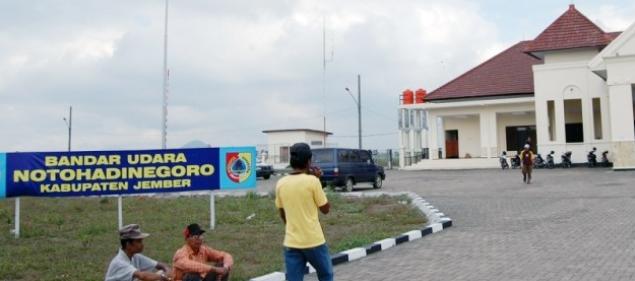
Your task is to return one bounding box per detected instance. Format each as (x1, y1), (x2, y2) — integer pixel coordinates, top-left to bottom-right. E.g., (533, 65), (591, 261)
(185, 223), (205, 238)
(290, 143), (312, 169)
(290, 143), (312, 160)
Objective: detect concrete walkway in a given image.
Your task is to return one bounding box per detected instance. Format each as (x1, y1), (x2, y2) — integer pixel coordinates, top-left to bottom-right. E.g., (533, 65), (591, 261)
(292, 168), (635, 281)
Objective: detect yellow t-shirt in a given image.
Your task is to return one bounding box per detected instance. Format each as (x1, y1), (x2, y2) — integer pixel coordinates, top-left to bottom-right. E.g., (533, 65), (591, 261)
(275, 174), (328, 249)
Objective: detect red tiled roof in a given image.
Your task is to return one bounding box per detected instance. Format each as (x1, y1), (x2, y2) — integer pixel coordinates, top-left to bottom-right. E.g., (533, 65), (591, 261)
(606, 31), (622, 40)
(525, 5), (613, 53)
(426, 41), (542, 101)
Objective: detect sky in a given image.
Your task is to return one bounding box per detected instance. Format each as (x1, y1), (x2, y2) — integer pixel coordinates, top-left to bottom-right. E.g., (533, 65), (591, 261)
(1, 0), (634, 152)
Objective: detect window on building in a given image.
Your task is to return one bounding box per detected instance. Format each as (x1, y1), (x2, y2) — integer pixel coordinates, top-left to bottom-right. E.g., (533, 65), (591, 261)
(564, 99), (583, 143)
(279, 146), (289, 163)
(506, 126), (537, 152)
(592, 98), (603, 140)
(399, 109), (410, 129)
(547, 100), (556, 141)
(310, 140), (323, 146)
(410, 110), (416, 129)
(421, 111), (428, 130)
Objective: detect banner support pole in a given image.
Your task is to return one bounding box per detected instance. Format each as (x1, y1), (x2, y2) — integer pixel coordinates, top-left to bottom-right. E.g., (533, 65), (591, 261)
(13, 197), (20, 239)
(118, 196), (123, 229)
(210, 191), (215, 230)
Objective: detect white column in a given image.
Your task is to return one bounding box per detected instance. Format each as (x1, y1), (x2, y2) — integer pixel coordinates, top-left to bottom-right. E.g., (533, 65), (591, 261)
(555, 99), (566, 144)
(422, 110), (429, 149)
(601, 95), (612, 141)
(582, 97), (594, 144)
(534, 99), (550, 145)
(608, 84), (635, 169)
(399, 109), (408, 167)
(608, 84), (635, 141)
(428, 113), (439, 159)
(479, 111), (497, 158)
(409, 109), (416, 160)
(414, 110), (422, 155)
(399, 130), (406, 167)
(421, 111), (429, 158)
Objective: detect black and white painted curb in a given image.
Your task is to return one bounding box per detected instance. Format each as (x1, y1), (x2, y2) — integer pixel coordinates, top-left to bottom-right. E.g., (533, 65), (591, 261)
(249, 191), (452, 281)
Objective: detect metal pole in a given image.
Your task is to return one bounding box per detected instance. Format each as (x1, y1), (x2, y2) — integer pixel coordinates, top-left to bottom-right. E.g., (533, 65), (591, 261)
(357, 74), (362, 149)
(68, 106), (72, 152)
(117, 196), (123, 229)
(210, 191), (215, 230)
(322, 15), (327, 147)
(13, 197), (20, 238)
(161, 0), (169, 149)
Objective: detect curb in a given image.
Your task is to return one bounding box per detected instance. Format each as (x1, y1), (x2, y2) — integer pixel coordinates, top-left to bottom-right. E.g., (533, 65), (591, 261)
(249, 191), (452, 281)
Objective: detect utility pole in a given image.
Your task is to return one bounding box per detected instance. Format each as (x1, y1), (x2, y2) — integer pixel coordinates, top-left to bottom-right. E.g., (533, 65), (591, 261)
(357, 74), (362, 149)
(161, 0), (169, 149)
(322, 15), (327, 148)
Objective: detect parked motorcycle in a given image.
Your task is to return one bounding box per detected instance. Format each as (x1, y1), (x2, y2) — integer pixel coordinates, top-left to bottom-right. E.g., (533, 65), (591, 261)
(545, 151), (555, 169)
(561, 151), (572, 168)
(511, 154), (521, 169)
(499, 151), (509, 170)
(587, 147), (597, 167)
(534, 154), (545, 168)
(601, 150), (610, 167)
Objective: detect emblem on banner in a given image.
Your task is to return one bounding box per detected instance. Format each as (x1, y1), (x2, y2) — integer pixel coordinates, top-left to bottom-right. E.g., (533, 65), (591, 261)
(225, 152), (252, 183)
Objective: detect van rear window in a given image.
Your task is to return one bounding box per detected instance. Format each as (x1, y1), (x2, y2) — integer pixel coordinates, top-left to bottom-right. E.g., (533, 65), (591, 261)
(312, 150), (335, 163)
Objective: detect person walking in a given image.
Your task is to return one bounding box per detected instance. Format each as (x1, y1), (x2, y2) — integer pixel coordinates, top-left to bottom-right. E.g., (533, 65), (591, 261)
(275, 143), (333, 281)
(520, 144), (535, 184)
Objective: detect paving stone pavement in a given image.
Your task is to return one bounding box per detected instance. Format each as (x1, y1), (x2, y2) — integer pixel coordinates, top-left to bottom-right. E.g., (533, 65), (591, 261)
(260, 168), (635, 281)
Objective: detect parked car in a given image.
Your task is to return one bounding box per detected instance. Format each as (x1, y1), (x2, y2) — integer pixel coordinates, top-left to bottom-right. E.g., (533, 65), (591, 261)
(256, 162), (274, 180)
(311, 148), (385, 192)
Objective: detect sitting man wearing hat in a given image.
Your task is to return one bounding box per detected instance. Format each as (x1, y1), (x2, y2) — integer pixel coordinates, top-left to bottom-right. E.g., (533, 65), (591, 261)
(172, 223), (234, 281)
(105, 224), (172, 281)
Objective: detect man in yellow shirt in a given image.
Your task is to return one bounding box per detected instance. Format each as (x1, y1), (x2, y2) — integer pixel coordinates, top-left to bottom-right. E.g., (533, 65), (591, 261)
(275, 143), (332, 281)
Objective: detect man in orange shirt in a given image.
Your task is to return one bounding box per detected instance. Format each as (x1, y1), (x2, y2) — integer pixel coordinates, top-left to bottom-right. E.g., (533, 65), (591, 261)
(171, 223), (234, 281)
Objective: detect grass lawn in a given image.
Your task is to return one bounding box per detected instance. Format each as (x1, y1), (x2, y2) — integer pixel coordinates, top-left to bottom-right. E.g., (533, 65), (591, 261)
(0, 192), (426, 281)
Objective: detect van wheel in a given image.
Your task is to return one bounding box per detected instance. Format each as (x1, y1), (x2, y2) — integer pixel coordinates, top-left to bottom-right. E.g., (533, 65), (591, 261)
(373, 174), (383, 189)
(345, 178), (354, 192)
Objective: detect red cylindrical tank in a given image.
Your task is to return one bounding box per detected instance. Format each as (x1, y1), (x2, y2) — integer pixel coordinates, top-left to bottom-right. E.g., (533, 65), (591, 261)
(402, 89), (414, 104)
(415, 89), (427, 103)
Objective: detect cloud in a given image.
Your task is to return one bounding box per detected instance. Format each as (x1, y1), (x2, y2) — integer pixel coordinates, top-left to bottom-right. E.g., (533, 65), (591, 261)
(11, 1), (629, 152)
(588, 4), (635, 32)
(61, 30), (124, 62)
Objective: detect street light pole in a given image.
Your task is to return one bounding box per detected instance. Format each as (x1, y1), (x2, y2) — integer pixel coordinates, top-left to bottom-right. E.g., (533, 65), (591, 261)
(345, 74), (362, 149)
(63, 106), (72, 152)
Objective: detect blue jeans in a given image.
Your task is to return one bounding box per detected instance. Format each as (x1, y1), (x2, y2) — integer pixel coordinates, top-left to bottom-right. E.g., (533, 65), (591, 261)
(284, 244), (333, 281)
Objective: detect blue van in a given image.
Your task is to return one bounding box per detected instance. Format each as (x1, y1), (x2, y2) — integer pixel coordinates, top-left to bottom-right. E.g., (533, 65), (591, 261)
(311, 148), (385, 192)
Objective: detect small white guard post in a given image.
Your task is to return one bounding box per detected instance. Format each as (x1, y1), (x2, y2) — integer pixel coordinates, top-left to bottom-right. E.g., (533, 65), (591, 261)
(118, 196), (123, 229)
(210, 191), (215, 230)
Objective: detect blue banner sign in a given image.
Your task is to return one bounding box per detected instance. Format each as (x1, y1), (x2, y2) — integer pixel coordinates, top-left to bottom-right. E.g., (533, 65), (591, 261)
(0, 147), (256, 199)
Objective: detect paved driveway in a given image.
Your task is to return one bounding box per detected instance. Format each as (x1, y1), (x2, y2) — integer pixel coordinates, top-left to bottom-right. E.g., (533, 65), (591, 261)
(260, 168), (635, 281)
